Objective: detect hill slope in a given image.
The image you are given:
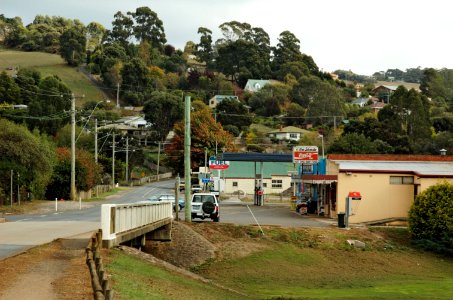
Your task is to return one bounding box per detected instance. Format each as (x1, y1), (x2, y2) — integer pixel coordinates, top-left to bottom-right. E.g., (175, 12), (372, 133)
(0, 49), (107, 106)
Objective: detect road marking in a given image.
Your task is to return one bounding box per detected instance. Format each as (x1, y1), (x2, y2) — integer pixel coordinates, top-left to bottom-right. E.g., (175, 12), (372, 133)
(17, 218), (31, 222)
(40, 215), (47, 217)
(142, 187), (157, 198)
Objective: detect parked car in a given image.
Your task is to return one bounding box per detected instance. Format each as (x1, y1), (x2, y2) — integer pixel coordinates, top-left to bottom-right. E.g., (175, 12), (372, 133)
(147, 194), (185, 210)
(191, 184), (202, 193)
(191, 193), (219, 222)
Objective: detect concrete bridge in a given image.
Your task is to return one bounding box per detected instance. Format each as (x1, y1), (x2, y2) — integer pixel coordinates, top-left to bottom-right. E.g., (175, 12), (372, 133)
(101, 202), (173, 248)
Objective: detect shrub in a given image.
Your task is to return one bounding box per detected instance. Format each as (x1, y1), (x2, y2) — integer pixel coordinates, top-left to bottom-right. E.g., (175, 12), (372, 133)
(408, 182), (453, 255)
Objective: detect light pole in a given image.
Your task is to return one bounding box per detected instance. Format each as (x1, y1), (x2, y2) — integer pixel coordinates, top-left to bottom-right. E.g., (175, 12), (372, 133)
(112, 132), (115, 188)
(318, 134), (325, 159)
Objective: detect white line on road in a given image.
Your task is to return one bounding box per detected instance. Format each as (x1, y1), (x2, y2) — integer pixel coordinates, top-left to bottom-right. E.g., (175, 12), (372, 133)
(17, 218), (31, 222)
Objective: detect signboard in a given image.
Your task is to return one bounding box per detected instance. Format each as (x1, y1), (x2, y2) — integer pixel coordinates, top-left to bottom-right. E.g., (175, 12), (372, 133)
(209, 156), (230, 170)
(293, 146), (319, 163)
(202, 178), (212, 183)
(348, 191), (362, 200)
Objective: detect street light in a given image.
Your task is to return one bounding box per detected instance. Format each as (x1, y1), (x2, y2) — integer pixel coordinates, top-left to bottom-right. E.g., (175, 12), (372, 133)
(318, 134), (325, 159)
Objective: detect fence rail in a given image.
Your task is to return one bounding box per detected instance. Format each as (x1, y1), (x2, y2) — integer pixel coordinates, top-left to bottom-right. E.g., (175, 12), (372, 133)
(101, 202), (172, 245)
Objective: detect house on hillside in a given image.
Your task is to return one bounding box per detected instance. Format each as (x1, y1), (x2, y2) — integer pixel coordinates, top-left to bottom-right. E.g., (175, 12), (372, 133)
(244, 79), (274, 93)
(266, 126), (308, 142)
(372, 85), (398, 103)
(222, 161), (295, 195)
(116, 116), (148, 128)
(369, 101), (386, 113)
(351, 98), (369, 107)
(325, 154), (453, 224)
(208, 95), (239, 109)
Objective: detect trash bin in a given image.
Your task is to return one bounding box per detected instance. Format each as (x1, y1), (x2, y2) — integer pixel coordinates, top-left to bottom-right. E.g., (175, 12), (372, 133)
(338, 212), (346, 228)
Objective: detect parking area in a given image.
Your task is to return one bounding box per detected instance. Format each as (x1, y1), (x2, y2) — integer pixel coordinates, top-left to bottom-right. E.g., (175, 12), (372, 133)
(177, 199), (335, 228)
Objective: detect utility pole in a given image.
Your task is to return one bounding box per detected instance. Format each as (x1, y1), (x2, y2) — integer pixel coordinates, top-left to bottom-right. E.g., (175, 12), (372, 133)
(157, 141), (161, 181)
(204, 148), (208, 191)
(94, 118), (98, 164)
(184, 95), (191, 222)
(112, 132), (115, 188)
(17, 172), (20, 206)
(125, 136), (129, 183)
(70, 93), (76, 201)
(116, 82), (120, 108)
(10, 170), (13, 208)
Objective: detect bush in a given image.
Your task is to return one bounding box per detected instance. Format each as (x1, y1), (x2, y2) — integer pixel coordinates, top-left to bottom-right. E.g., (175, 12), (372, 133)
(408, 182), (453, 255)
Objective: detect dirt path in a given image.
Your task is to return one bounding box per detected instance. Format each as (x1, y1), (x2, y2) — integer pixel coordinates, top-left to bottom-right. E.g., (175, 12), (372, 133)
(0, 240), (92, 300)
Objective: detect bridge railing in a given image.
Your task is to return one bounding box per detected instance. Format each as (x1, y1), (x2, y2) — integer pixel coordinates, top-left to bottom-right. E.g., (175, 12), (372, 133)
(101, 202), (172, 244)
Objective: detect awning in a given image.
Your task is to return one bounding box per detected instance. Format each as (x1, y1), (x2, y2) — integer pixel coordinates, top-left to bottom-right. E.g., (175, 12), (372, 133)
(301, 175), (338, 184)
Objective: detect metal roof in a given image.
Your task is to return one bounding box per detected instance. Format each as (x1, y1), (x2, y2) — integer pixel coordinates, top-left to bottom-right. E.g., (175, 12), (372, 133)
(334, 160), (453, 177)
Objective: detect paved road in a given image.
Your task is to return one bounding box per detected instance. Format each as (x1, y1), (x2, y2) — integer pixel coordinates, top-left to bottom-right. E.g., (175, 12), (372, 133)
(0, 180), (176, 260)
(1, 179), (333, 260)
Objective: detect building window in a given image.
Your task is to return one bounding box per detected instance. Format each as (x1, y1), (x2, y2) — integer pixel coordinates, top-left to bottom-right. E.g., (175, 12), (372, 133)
(289, 133), (298, 139)
(272, 179), (282, 188)
(263, 183), (267, 188)
(232, 181), (238, 187)
(390, 176), (414, 185)
(302, 164), (313, 173)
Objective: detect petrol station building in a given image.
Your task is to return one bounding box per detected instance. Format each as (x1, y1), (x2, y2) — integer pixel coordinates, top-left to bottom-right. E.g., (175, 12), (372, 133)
(218, 152), (453, 224)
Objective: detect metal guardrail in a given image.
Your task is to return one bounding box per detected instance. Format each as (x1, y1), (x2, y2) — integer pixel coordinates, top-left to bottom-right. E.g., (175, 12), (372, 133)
(101, 202), (172, 246)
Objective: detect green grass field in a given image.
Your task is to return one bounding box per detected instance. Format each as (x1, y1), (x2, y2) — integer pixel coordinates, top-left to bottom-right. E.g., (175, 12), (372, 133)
(0, 49), (106, 106)
(105, 225), (453, 299)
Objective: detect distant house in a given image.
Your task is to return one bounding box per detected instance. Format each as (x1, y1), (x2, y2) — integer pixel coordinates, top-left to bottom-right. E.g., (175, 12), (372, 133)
(266, 126), (308, 142)
(208, 95), (239, 109)
(330, 73), (339, 81)
(244, 79), (274, 93)
(351, 98), (369, 107)
(116, 116), (148, 128)
(369, 101), (386, 113)
(372, 85), (398, 103)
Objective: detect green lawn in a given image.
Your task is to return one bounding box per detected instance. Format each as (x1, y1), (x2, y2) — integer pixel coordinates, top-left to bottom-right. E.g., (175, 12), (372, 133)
(106, 225), (453, 299)
(0, 49), (106, 106)
(106, 250), (247, 300)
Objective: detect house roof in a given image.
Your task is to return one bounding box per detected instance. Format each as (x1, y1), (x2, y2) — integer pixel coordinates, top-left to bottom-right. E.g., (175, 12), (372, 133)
(244, 79), (272, 92)
(328, 154), (453, 177)
(373, 85), (398, 92)
(369, 102), (386, 109)
(223, 161), (295, 179)
(267, 126), (308, 134)
(210, 95), (238, 101)
(351, 98), (369, 105)
(97, 124), (139, 131)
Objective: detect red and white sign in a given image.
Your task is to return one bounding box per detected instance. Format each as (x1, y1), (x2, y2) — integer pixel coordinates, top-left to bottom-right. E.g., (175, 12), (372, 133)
(209, 159), (230, 170)
(293, 146), (319, 163)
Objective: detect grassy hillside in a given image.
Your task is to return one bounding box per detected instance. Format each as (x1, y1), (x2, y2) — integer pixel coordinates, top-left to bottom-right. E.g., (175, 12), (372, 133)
(0, 49), (106, 106)
(106, 224), (453, 299)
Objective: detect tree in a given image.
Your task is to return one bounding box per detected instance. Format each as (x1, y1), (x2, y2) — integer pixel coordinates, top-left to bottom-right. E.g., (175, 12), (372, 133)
(45, 147), (101, 200)
(27, 75), (72, 135)
(195, 27), (214, 65)
(128, 6), (166, 50)
(107, 11), (133, 46)
(284, 103), (306, 126)
(249, 83), (289, 116)
(271, 31), (303, 72)
(328, 133), (391, 154)
(86, 22), (106, 51)
(216, 98), (252, 131)
(0, 71), (20, 103)
(166, 105), (236, 174)
(0, 119), (54, 203)
(408, 182), (453, 255)
(143, 91), (184, 141)
(59, 27), (86, 66)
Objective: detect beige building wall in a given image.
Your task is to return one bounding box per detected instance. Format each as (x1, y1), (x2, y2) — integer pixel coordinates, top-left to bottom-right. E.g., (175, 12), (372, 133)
(224, 175), (292, 196)
(336, 173), (415, 223)
(419, 178), (453, 192)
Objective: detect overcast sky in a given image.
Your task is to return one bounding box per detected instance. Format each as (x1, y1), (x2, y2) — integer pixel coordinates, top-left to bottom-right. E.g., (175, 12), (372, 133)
(3, 0), (453, 75)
